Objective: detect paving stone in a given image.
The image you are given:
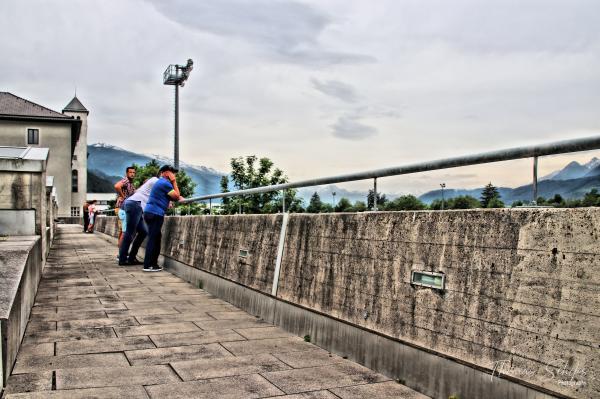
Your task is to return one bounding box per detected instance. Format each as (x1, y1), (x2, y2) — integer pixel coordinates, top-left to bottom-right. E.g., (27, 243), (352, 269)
(56, 365), (180, 389)
(17, 342), (55, 358)
(234, 326), (294, 340)
(145, 373), (284, 399)
(194, 319), (273, 331)
(135, 313), (215, 325)
(273, 349), (345, 368)
(57, 316), (139, 330)
(30, 310), (108, 322)
(262, 362), (390, 394)
(23, 326), (116, 343)
(56, 336), (155, 355)
(13, 353), (129, 374)
(206, 311), (257, 320)
(221, 337), (316, 356)
(171, 353), (292, 381)
(24, 321), (56, 333)
(3, 372), (52, 394)
(4, 386), (150, 399)
(150, 329), (246, 348)
(274, 392), (340, 399)
(115, 321), (200, 337)
(125, 343), (232, 365)
(106, 307), (180, 317)
(330, 381), (430, 398)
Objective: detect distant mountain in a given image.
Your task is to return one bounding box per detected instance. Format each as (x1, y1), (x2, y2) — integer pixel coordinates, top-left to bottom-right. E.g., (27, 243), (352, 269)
(88, 169), (121, 193)
(297, 185), (372, 205)
(540, 157), (600, 181)
(87, 143), (224, 196)
(418, 156), (600, 204)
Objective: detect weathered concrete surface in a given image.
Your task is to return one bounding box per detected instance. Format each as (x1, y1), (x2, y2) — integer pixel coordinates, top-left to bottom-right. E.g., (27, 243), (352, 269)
(94, 209), (600, 398)
(3, 224), (422, 398)
(0, 236), (42, 387)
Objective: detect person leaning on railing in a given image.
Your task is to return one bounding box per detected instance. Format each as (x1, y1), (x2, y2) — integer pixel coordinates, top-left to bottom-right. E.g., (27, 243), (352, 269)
(142, 165), (185, 272)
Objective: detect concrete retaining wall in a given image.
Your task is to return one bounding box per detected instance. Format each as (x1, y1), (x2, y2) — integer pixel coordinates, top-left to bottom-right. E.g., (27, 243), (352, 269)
(0, 236), (42, 387)
(95, 208), (600, 399)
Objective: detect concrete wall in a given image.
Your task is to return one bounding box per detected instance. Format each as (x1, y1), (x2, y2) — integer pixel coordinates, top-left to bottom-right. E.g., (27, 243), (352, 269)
(0, 170), (47, 259)
(94, 208), (600, 399)
(0, 236), (42, 387)
(0, 120), (74, 217)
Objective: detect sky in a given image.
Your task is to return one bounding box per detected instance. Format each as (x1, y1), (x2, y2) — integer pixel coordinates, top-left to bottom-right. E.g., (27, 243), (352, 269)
(1, 0), (600, 195)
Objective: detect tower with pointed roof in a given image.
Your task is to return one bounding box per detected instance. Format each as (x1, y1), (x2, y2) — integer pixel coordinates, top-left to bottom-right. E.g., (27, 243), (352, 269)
(62, 95), (89, 215)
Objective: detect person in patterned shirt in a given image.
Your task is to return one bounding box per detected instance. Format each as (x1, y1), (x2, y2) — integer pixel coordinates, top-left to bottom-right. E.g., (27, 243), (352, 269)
(114, 166), (137, 247)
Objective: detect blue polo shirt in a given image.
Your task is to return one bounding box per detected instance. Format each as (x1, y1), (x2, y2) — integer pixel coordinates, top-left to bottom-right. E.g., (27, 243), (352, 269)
(144, 177), (174, 216)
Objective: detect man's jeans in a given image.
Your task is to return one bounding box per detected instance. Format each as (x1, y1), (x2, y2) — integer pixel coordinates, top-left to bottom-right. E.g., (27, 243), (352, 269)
(143, 212), (164, 268)
(118, 200), (147, 263)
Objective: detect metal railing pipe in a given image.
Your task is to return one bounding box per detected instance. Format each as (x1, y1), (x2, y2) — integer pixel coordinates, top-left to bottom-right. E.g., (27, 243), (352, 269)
(181, 135), (600, 204)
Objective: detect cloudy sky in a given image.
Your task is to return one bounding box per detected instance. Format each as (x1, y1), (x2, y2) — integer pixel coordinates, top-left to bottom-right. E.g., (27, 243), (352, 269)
(2, 0), (600, 195)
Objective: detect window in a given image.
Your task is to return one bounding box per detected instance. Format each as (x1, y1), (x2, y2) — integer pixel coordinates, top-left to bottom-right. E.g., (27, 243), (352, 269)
(411, 270), (445, 290)
(71, 207), (80, 217)
(72, 170), (78, 192)
(27, 129), (39, 145)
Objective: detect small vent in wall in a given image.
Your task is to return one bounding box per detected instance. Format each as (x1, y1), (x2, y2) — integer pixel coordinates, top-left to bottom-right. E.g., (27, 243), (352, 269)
(239, 249), (249, 258)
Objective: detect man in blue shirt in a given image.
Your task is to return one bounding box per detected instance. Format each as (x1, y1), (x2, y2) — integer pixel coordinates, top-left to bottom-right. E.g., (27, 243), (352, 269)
(143, 165), (183, 272)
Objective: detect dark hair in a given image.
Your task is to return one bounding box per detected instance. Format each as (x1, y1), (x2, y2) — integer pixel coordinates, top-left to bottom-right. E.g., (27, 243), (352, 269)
(158, 164), (178, 174)
(126, 166), (136, 173)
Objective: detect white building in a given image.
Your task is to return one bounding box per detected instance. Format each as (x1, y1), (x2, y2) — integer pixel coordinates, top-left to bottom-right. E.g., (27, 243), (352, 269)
(0, 92), (88, 217)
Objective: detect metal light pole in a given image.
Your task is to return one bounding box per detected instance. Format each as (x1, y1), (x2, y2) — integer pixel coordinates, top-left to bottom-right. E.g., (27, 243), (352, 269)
(332, 192), (336, 211)
(163, 59), (193, 169)
(440, 183), (446, 210)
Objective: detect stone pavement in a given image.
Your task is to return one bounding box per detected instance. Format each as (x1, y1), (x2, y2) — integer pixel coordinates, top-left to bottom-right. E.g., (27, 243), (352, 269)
(3, 225), (428, 398)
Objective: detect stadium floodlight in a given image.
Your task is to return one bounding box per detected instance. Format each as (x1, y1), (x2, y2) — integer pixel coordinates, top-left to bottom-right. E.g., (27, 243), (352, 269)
(163, 59), (194, 169)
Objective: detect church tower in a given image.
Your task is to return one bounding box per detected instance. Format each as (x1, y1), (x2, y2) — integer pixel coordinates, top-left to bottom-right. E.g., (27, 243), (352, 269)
(62, 96), (89, 215)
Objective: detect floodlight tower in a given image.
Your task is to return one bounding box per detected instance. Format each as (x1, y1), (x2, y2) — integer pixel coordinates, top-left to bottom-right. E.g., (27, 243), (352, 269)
(163, 58), (193, 169)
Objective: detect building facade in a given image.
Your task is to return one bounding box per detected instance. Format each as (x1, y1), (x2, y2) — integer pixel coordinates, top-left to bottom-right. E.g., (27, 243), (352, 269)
(0, 92), (88, 217)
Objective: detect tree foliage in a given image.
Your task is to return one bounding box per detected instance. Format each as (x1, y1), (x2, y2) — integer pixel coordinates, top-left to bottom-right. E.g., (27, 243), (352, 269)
(383, 195), (427, 211)
(132, 160), (196, 198)
(480, 183), (503, 208)
(367, 190), (387, 210)
(219, 155), (302, 214)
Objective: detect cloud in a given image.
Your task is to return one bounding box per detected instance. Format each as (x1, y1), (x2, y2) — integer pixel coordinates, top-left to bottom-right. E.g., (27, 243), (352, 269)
(311, 78), (359, 103)
(331, 115), (378, 140)
(145, 0), (375, 66)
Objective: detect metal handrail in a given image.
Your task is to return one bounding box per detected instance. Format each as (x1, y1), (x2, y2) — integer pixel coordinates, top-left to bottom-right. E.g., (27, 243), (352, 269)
(181, 135), (600, 205)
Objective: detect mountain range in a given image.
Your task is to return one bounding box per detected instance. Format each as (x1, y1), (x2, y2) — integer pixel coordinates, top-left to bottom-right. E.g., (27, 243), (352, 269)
(87, 144), (600, 205)
(87, 143), (224, 196)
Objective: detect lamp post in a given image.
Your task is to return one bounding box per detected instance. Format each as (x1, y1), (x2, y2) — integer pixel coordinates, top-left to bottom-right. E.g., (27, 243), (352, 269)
(163, 59), (193, 170)
(440, 183), (446, 210)
(332, 191), (336, 211)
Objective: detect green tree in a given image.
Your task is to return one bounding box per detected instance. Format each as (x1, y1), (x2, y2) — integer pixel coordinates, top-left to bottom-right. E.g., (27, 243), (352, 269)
(351, 201), (367, 212)
(306, 192), (324, 213)
(487, 197), (505, 208)
(133, 160), (196, 198)
(480, 183), (501, 208)
(219, 155), (301, 214)
(334, 198), (354, 212)
(384, 195), (426, 211)
(367, 189), (387, 210)
(582, 188), (600, 207)
(451, 195), (480, 209)
(511, 200), (524, 207)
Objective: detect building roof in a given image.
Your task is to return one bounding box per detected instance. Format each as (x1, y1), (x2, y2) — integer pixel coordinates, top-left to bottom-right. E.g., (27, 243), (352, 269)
(0, 92), (72, 119)
(0, 146), (49, 173)
(63, 96), (89, 114)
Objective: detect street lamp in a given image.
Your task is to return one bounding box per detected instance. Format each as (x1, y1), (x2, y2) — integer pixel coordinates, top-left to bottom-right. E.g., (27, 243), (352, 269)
(332, 191), (336, 211)
(440, 183), (446, 210)
(163, 58), (194, 169)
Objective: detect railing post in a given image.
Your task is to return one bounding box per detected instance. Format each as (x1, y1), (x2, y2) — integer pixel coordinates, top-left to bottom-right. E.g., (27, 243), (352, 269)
(282, 189), (286, 213)
(533, 156), (538, 204)
(209, 198), (212, 215)
(373, 177), (378, 211)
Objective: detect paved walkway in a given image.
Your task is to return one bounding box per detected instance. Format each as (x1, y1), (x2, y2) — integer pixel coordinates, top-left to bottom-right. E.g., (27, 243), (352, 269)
(4, 225), (427, 399)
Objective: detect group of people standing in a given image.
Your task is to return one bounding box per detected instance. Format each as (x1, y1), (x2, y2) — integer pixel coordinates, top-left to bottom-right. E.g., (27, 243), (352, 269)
(112, 164), (184, 272)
